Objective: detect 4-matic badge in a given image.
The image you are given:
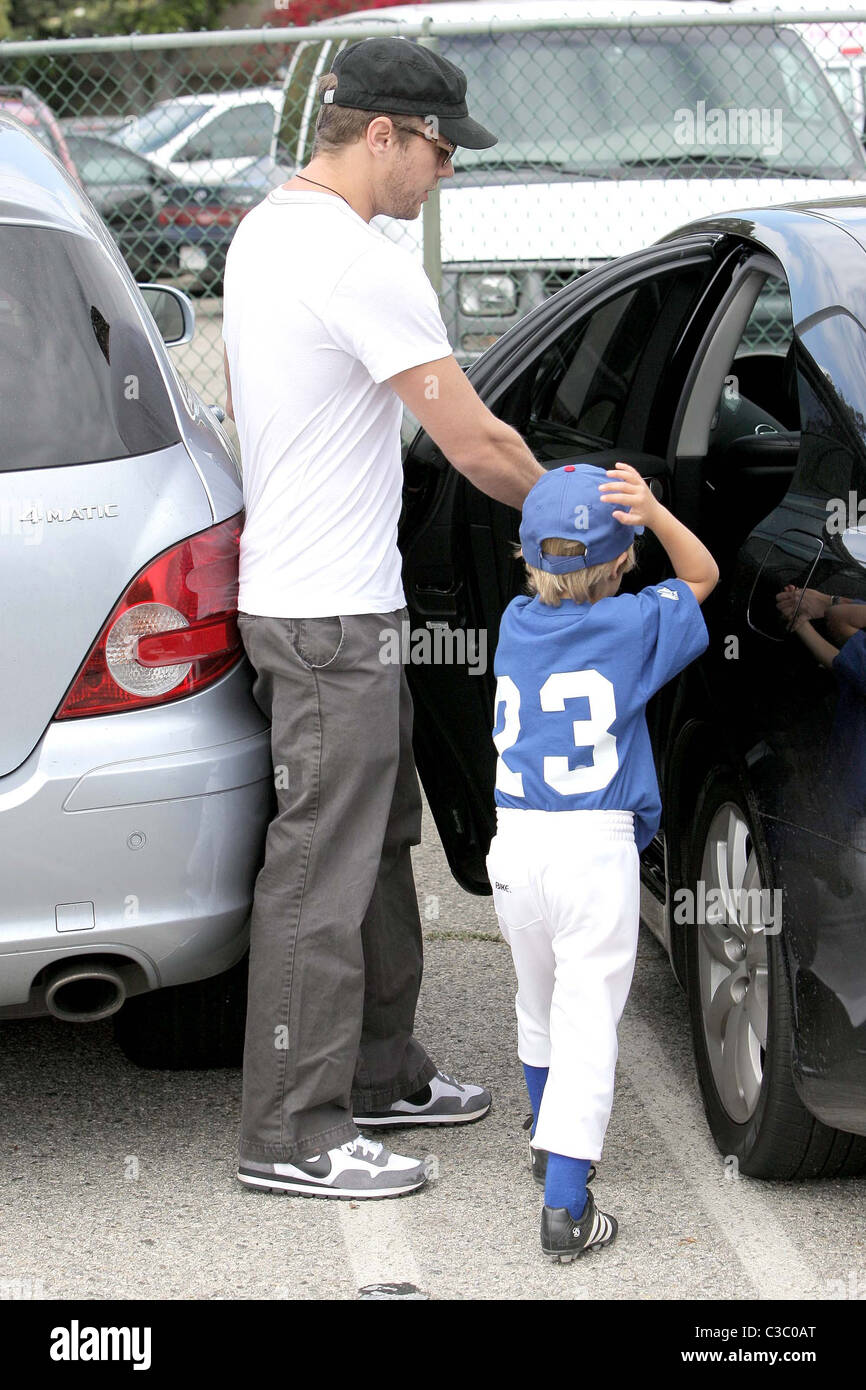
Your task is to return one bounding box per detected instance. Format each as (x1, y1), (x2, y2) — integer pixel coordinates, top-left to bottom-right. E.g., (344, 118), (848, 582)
(20, 504), (119, 524)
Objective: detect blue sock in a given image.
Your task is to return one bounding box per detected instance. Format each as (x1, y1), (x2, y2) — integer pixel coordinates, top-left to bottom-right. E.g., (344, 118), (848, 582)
(545, 1152), (593, 1220)
(522, 1063), (548, 1137)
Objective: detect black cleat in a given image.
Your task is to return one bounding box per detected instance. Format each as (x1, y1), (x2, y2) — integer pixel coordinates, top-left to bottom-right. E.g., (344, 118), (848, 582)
(540, 1189), (618, 1262)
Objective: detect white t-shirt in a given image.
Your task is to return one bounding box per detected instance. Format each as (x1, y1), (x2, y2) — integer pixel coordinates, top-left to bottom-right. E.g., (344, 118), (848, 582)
(221, 189), (452, 618)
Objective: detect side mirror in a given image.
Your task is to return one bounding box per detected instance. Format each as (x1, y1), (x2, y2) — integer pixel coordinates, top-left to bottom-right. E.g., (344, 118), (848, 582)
(138, 284), (195, 347)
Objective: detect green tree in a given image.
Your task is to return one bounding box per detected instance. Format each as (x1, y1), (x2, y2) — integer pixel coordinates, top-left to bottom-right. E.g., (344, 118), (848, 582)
(10, 0), (228, 39)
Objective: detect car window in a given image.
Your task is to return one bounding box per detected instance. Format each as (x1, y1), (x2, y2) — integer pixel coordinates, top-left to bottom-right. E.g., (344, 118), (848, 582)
(119, 101), (211, 155)
(706, 274), (798, 440)
(65, 138), (152, 186)
(178, 103), (275, 161)
(740, 274), (794, 354)
(535, 290), (642, 444)
(790, 312), (866, 506)
(526, 271), (708, 455)
(0, 226), (180, 470)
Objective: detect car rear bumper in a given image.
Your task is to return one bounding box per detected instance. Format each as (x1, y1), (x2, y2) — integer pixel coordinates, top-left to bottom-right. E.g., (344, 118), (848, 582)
(0, 660), (274, 1014)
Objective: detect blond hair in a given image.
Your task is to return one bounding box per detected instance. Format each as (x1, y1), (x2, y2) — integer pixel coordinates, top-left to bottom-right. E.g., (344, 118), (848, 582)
(522, 536), (636, 607)
(312, 73), (415, 156)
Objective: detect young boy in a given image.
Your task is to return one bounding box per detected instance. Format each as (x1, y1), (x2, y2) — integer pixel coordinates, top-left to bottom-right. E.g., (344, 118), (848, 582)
(487, 460), (718, 1261)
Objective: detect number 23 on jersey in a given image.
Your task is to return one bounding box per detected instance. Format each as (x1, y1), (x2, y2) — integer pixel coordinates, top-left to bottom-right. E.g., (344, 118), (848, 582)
(493, 669), (619, 797)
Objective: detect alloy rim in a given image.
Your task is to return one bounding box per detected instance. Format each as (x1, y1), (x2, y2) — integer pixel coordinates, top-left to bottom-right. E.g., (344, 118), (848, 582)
(697, 802), (770, 1124)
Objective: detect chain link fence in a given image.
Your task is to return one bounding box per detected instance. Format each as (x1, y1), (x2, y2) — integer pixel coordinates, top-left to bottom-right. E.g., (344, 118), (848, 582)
(3, 6), (866, 401)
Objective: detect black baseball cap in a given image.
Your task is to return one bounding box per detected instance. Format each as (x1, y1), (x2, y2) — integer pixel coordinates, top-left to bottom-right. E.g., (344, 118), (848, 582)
(325, 36), (497, 150)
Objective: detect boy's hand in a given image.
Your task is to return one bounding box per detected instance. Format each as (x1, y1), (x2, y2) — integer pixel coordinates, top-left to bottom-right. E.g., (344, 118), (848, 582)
(598, 461), (662, 528)
(776, 584), (830, 622)
(599, 460), (719, 604)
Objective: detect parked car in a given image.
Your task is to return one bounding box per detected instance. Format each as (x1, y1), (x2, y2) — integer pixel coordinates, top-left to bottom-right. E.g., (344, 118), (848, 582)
(155, 155), (291, 295)
(0, 113), (273, 1067)
(733, 0), (866, 144)
(117, 89), (283, 187)
(0, 84), (78, 179)
(399, 196), (866, 1179)
(64, 133), (178, 282)
(276, 0), (866, 362)
(61, 114), (135, 138)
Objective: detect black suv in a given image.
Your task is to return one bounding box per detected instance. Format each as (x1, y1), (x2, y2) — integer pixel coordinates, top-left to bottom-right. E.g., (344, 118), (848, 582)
(400, 198), (866, 1180)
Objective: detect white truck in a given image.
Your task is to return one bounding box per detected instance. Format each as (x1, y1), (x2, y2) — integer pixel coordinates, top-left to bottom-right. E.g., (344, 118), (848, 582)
(732, 0), (866, 144)
(274, 0), (866, 362)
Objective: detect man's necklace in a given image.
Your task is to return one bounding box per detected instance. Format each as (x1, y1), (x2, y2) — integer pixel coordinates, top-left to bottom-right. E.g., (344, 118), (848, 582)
(294, 173), (353, 209)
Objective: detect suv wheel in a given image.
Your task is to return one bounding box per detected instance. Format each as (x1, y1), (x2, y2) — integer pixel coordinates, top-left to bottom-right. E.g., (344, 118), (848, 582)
(685, 768), (866, 1178)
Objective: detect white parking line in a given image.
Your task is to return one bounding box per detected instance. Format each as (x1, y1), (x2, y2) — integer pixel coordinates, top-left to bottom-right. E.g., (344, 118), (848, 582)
(337, 1201), (424, 1292)
(621, 1013), (820, 1300)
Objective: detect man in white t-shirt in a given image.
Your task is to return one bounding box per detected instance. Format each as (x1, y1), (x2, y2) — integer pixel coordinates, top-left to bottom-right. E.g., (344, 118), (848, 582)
(224, 36), (543, 1200)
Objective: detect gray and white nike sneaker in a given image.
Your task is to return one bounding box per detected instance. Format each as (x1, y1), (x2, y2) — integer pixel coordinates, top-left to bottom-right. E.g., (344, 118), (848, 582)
(237, 1134), (429, 1199)
(354, 1070), (491, 1127)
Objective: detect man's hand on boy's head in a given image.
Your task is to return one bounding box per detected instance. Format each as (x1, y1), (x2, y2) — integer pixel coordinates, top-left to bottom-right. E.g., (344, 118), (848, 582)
(598, 461), (661, 528)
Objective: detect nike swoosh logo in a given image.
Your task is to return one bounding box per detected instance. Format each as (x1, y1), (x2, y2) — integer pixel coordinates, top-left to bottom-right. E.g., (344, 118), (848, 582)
(296, 1153), (332, 1178)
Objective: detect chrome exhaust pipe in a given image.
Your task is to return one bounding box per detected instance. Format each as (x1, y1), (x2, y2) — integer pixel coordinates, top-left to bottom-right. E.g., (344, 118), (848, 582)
(43, 962), (127, 1022)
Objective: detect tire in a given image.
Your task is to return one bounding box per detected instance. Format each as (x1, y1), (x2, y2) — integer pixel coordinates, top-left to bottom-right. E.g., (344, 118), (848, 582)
(113, 953), (248, 1070)
(684, 768), (866, 1179)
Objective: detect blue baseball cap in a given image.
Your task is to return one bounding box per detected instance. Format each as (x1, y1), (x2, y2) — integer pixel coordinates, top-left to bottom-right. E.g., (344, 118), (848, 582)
(519, 463), (644, 574)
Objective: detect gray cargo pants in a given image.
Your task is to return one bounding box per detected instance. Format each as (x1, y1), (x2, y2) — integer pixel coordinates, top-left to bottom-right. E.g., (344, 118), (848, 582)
(236, 607), (436, 1162)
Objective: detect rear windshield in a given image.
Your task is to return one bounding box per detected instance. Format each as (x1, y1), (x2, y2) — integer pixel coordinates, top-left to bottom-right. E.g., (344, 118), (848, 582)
(0, 225), (180, 470)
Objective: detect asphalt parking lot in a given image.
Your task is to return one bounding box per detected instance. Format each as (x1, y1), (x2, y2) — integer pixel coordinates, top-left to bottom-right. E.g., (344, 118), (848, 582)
(2, 799), (864, 1303)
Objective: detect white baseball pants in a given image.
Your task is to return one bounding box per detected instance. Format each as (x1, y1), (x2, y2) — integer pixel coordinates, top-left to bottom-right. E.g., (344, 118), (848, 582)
(486, 808), (640, 1161)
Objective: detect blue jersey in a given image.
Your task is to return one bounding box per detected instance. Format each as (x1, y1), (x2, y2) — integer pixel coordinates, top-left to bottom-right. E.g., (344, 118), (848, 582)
(492, 578), (708, 850)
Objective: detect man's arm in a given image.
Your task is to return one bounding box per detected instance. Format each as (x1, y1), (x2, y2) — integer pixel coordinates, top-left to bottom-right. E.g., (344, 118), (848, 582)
(223, 346), (234, 422)
(387, 355), (543, 509)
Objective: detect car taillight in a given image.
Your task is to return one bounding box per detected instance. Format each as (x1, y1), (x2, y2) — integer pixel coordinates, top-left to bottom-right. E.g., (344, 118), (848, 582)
(158, 205), (248, 228)
(56, 513), (244, 719)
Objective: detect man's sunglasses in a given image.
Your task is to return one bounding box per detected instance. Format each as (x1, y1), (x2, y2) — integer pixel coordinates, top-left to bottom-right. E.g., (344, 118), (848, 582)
(391, 122), (456, 168)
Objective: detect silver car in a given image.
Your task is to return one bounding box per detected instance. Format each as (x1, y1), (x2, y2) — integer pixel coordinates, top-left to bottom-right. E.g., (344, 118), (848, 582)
(0, 114), (272, 1066)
